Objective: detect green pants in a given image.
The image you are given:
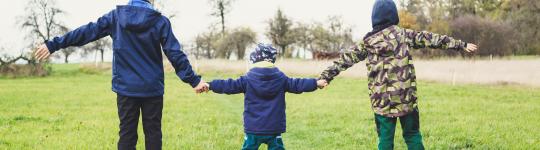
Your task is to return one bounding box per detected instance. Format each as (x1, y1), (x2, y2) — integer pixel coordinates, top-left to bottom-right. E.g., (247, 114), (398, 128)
(375, 110), (425, 150)
(242, 133), (284, 150)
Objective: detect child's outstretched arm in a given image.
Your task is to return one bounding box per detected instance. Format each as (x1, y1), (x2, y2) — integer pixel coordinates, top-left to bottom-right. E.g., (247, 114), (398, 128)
(208, 77), (246, 94)
(35, 11), (114, 61)
(285, 77), (319, 94)
(319, 45), (368, 83)
(404, 29), (477, 52)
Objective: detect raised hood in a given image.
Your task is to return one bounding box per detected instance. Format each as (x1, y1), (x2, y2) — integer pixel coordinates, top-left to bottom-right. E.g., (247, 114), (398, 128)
(117, 6), (161, 32)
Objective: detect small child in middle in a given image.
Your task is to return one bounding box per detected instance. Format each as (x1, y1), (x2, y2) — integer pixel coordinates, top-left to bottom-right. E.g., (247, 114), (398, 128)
(205, 43), (327, 150)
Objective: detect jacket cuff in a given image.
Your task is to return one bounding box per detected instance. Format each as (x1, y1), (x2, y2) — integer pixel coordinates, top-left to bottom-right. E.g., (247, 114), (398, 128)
(208, 81), (216, 91)
(309, 78), (318, 91)
(460, 41), (467, 51)
(318, 75), (333, 83)
(189, 75), (202, 88)
(44, 40), (58, 53)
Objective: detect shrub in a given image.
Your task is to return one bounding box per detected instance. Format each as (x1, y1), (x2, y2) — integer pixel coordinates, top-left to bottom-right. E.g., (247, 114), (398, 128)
(450, 15), (517, 57)
(0, 55), (51, 78)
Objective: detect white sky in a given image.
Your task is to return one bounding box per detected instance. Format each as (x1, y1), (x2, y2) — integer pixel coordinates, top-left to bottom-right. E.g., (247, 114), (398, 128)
(0, 0), (378, 61)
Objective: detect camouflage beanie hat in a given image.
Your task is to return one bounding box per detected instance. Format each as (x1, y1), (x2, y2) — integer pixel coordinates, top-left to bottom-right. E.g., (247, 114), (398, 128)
(250, 43), (278, 64)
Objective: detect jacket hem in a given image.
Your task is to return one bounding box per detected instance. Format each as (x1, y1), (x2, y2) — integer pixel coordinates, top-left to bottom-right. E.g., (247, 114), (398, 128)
(244, 129), (286, 135)
(374, 109), (416, 118)
(112, 88), (164, 98)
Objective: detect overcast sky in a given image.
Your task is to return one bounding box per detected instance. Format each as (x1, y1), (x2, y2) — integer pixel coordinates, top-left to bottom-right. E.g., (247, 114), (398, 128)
(0, 0), (378, 61)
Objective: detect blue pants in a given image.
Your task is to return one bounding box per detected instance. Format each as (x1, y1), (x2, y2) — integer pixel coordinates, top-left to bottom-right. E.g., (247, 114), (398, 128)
(242, 133), (285, 150)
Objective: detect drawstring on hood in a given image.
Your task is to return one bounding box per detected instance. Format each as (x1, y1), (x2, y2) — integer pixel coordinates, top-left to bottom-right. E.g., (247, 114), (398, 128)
(365, 0), (400, 39)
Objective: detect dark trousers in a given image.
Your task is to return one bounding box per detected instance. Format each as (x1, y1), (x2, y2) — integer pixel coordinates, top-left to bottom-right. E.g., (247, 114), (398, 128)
(242, 133), (284, 150)
(375, 110), (425, 150)
(117, 94), (163, 150)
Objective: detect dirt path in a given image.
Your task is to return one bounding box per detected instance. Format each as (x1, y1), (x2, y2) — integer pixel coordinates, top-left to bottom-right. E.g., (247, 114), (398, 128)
(189, 59), (540, 87)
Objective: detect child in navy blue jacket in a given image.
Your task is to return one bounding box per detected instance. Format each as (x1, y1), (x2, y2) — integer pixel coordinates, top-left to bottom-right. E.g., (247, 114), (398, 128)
(33, 0), (208, 149)
(206, 44), (327, 150)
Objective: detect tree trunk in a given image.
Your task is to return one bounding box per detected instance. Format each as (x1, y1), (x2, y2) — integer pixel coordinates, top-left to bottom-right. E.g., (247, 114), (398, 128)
(280, 45), (292, 58)
(206, 49), (212, 59)
(219, 3), (226, 36)
(221, 12), (225, 35)
(64, 55), (69, 64)
(237, 47), (246, 60)
(100, 49), (105, 63)
(279, 45), (285, 58)
(303, 46), (307, 59)
(226, 51), (232, 60)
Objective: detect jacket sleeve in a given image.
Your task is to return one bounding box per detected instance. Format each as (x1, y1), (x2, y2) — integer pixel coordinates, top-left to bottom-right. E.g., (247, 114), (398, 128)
(45, 11), (113, 53)
(209, 77), (246, 94)
(285, 77), (318, 94)
(404, 29), (467, 50)
(161, 18), (201, 88)
(319, 44), (367, 82)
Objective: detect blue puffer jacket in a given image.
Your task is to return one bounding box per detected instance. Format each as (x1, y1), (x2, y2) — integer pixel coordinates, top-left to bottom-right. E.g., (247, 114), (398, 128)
(209, 67), (317, 134)
(46, 6), (200, 97)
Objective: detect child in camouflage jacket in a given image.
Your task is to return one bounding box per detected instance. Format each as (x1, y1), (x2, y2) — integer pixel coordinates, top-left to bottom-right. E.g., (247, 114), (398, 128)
(319, 0), (477, 149)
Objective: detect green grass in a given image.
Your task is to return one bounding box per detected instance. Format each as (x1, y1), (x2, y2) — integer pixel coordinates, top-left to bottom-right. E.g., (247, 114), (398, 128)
(1, 64), (539, 149)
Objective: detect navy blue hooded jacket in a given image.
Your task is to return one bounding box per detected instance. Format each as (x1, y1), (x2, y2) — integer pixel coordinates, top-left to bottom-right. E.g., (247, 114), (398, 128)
(46, 6), (200, 97)
(209, 67), (317, 134)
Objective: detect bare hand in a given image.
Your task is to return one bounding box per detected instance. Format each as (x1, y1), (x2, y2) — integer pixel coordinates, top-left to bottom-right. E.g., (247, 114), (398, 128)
(194, 80), (210, 94)
(317, 79), (328, 89)
(465, 43), (478, 53)
(34, 44), (51, 61)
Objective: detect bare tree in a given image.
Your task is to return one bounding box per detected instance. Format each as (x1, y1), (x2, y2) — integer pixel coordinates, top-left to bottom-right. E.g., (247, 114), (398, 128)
(83, 38), (112, 63)
(266, 9), (295, 58)
(54, 47), (76, 63)
(292, 22), (314, 59)
(327, 16), (354, 52)
(20, 0), (67, 45)
(451, 15), (516, 57)
(195, 30), (220, 59)
(19, 0), (70, 64)
(7, 0), (67, 74)
(310, 23), (332, 52)
(0, 45), (49, 77)
(55, 27), (78, 63)
(506, 0), (540, 55)
(229, 27), (257, 59)
(209, 0), (234, 36)
(213, 30), (235, 59)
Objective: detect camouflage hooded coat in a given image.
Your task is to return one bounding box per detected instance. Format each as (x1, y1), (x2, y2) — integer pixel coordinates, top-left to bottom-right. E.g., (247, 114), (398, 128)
(319, 0), (467, 117)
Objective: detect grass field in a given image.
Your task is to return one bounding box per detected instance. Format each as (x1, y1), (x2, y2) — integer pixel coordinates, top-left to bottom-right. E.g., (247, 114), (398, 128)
(1, 64), (540, 149)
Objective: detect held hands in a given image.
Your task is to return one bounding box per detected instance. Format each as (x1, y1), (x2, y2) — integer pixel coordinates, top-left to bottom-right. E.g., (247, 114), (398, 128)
(317, 79), (329, 89)
(465, 43), (478, 53)
(34, 44), (51, 61)
(194, 80), (210, 94)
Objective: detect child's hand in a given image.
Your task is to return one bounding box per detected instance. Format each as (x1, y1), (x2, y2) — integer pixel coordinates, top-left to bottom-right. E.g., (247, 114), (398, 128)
(194, 81), (210, 94)
(317, 79), (329, 89)
(465, 43), (478, 53)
